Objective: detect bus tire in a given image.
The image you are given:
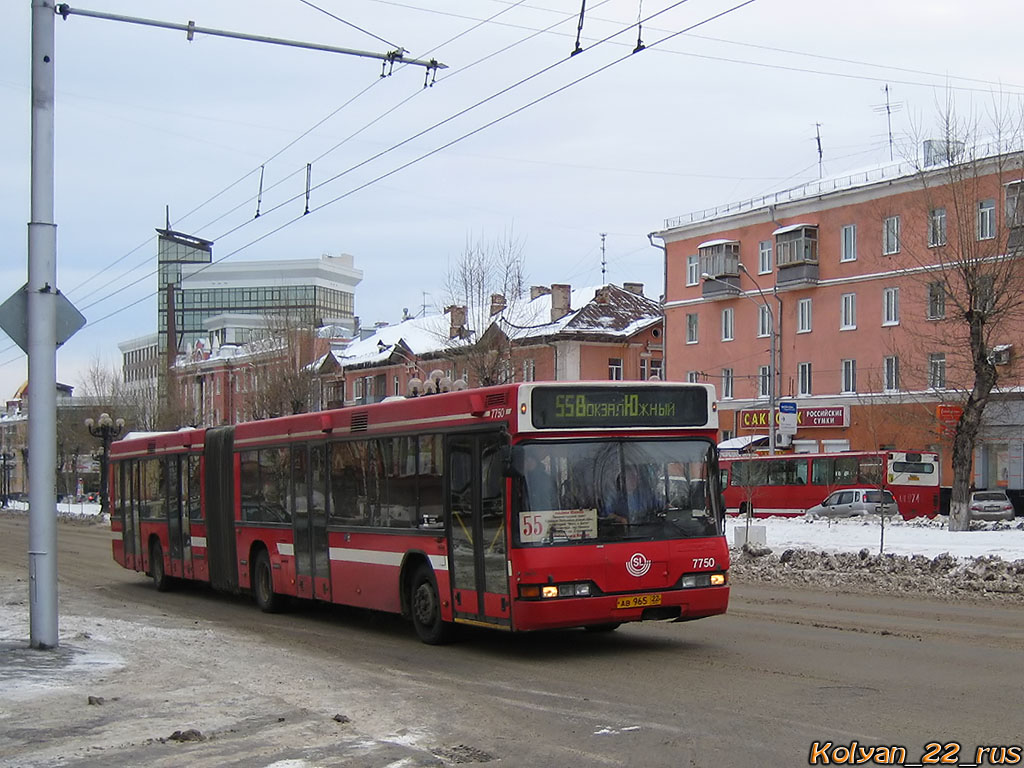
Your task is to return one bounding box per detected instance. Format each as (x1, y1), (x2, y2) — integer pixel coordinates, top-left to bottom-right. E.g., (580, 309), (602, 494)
(253, 549), (284, 613)
(410, 564), (454, 645)
(584, 623), (620, 633)
(150, 539), (171, 592)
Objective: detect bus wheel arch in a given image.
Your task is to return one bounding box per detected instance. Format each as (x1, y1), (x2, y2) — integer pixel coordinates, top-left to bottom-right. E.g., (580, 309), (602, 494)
(408, 562), (454, 645)
(251, 543), (285, 613)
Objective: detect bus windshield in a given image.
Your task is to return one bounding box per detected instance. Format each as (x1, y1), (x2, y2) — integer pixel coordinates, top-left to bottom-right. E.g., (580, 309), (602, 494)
(512, 438), (721, 546)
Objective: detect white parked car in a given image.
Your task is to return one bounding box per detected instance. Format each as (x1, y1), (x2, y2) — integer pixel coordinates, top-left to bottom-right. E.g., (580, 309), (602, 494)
(805, 488), (898, 519)
(968, 490), (1015, 521)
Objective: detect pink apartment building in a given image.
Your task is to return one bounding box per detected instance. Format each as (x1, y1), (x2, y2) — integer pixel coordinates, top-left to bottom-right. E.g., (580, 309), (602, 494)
(654, 141), (1024, 491)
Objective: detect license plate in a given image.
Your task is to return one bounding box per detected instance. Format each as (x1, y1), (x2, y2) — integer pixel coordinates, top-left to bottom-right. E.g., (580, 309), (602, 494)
(616, 593), (662, 609)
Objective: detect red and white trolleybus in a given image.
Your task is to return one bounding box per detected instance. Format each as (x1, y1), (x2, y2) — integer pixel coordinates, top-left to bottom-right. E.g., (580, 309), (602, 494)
(719, 450), (940, 519)
(109, 381), (730, 643)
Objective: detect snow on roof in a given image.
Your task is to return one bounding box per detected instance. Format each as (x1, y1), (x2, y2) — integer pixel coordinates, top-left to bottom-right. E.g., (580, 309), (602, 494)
(697, 238), (739, 249)
(499, 284), (661, 341)
(772, 223), (815, 236)
(662, 137), (1017, 231)
(337, 312), (466, 368)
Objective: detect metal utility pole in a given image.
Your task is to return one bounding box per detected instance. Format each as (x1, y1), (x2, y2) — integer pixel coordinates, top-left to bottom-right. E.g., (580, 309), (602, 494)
(28, 0), (59, 650)
(13, 1), (447, 652)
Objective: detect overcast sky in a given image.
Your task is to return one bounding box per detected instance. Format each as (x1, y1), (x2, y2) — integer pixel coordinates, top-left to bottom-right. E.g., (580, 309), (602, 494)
(2, 0), (1023, 399)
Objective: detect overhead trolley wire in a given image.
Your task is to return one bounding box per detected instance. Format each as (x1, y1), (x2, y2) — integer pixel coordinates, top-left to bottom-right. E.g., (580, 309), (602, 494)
(39, 0), (757, 346)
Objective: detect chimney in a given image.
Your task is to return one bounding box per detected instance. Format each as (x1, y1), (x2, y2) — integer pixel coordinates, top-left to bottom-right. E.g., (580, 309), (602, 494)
(531, 285), (551, 300)
(594, 286), (611, 304)
(550, 284), (571, 322)
(623, 282), (644, 296)
(489, 293), (506, 316)
(446, 305), (467, 339)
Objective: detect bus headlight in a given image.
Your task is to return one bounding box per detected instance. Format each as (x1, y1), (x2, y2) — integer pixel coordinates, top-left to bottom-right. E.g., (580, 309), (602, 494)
(522, 582), (595, 599)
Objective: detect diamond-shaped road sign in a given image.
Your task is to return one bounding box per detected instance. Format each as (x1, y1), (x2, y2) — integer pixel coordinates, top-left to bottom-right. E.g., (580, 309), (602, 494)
(0, 285), (86, 353)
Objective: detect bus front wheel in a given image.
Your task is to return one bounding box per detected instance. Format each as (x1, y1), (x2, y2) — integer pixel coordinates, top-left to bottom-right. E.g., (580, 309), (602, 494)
(253, 549), (285, 613)
(410, 564), (454, 645)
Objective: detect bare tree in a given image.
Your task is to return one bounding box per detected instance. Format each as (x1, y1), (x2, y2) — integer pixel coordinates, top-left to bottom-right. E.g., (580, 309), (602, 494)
(899, 104), (1024, 530)
(442, 229), (527, 387)
(247, 316), (320, 420)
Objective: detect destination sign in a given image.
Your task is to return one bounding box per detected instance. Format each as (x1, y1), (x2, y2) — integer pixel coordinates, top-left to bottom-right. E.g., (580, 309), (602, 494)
(531, 386), (708, 429)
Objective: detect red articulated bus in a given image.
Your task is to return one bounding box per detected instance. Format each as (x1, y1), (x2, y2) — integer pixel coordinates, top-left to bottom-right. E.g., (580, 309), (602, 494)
(109, 381), (729, 643)
(719, 449), (940, 520)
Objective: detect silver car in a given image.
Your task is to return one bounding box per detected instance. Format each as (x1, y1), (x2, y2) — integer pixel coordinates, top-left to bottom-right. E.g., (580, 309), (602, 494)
(968, 490), (1015, 521)
(805, 488), (898, 519)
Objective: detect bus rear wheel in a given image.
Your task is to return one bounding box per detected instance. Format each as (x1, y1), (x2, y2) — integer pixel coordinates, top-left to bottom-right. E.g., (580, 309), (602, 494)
(410, 564), (454, 645)
(253, 549), (285, 613)
(150, 540), (171, 592)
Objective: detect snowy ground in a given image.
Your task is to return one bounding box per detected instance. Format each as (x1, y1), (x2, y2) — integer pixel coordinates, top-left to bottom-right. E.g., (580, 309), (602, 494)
(726, 514), (1024, 602)
(725, 514), (1024, 560)
(9, 501), (1024, 602)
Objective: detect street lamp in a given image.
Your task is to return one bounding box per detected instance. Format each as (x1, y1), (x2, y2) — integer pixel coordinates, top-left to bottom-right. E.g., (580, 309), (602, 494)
(0, 451), (13, 507)
(84, 413), (124, 515)
(702, 268), (782, 455)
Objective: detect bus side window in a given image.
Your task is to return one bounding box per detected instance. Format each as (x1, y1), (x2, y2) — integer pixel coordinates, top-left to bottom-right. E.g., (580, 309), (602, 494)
(417, 434), (444, 528)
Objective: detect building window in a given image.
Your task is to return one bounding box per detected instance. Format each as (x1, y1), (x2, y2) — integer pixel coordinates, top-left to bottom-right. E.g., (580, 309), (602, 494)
(841, 359), (857, 394)
(394, 376), (400, 396)
(883, 287), (899, 326)
(797, 298), (812, 333)
(840, 293), (857, 330)
(798, 362), (812, 396)
(686, 254), (699, 286)
(929, 208), (947, 247)
(758, 240), (773, 274)
(686, 313), (699, 344)
(928, 282), (946, 319)
(883, 215), (901, 255)
(928, 353), (946, 389)
(687, 371), (700, 383)
(722, 368), (733, 399)
(721, 307), (734, 341)
(758, 365), (771, 398)
(608, 358), (623, 380)
(840, 224), (857, 262)
(1006, 182), (1024, 228)
(775, 226), (819, 266)
(640, 358), (648, 381)
(884, 356), (900, 392)
(978, 198), (995, 240)
(650, 359), (663, 380)
(757, 304), (772, 338)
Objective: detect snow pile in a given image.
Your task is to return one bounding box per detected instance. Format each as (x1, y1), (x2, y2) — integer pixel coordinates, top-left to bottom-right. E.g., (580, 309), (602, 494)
(728, 516), (1024, 601)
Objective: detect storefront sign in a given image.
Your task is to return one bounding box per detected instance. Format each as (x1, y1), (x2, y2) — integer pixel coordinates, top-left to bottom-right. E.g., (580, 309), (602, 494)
(738, 405), (848, 429)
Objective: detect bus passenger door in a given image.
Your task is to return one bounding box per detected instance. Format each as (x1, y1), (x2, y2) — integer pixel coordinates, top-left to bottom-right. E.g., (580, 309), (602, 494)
(446, 433), (511, 628)
(292, 445), (331, 602)
(166, 456), (191, 579)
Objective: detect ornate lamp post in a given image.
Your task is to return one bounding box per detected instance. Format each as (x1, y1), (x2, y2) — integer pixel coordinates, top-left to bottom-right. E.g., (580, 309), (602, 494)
(84, 413), (124, 515)
(0, 451), (13, 507)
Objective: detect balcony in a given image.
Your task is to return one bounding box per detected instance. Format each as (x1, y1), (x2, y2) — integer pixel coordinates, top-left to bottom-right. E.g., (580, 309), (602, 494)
(774, 224), (819, 288)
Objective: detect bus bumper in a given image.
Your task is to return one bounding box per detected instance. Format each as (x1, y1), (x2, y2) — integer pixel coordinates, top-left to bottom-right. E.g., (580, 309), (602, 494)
(511, 586), (729, 631)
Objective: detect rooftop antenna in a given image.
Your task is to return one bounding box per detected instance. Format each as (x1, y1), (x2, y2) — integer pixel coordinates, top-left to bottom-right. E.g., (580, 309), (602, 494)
(165, 204), (171, 230)
(815, 123), (823, 179)
(600, 232), (607, 283)
(872, 85), (904, 162)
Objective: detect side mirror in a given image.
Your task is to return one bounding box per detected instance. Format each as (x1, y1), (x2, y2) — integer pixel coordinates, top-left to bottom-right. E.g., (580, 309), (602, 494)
(500, 444), (517, 477)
